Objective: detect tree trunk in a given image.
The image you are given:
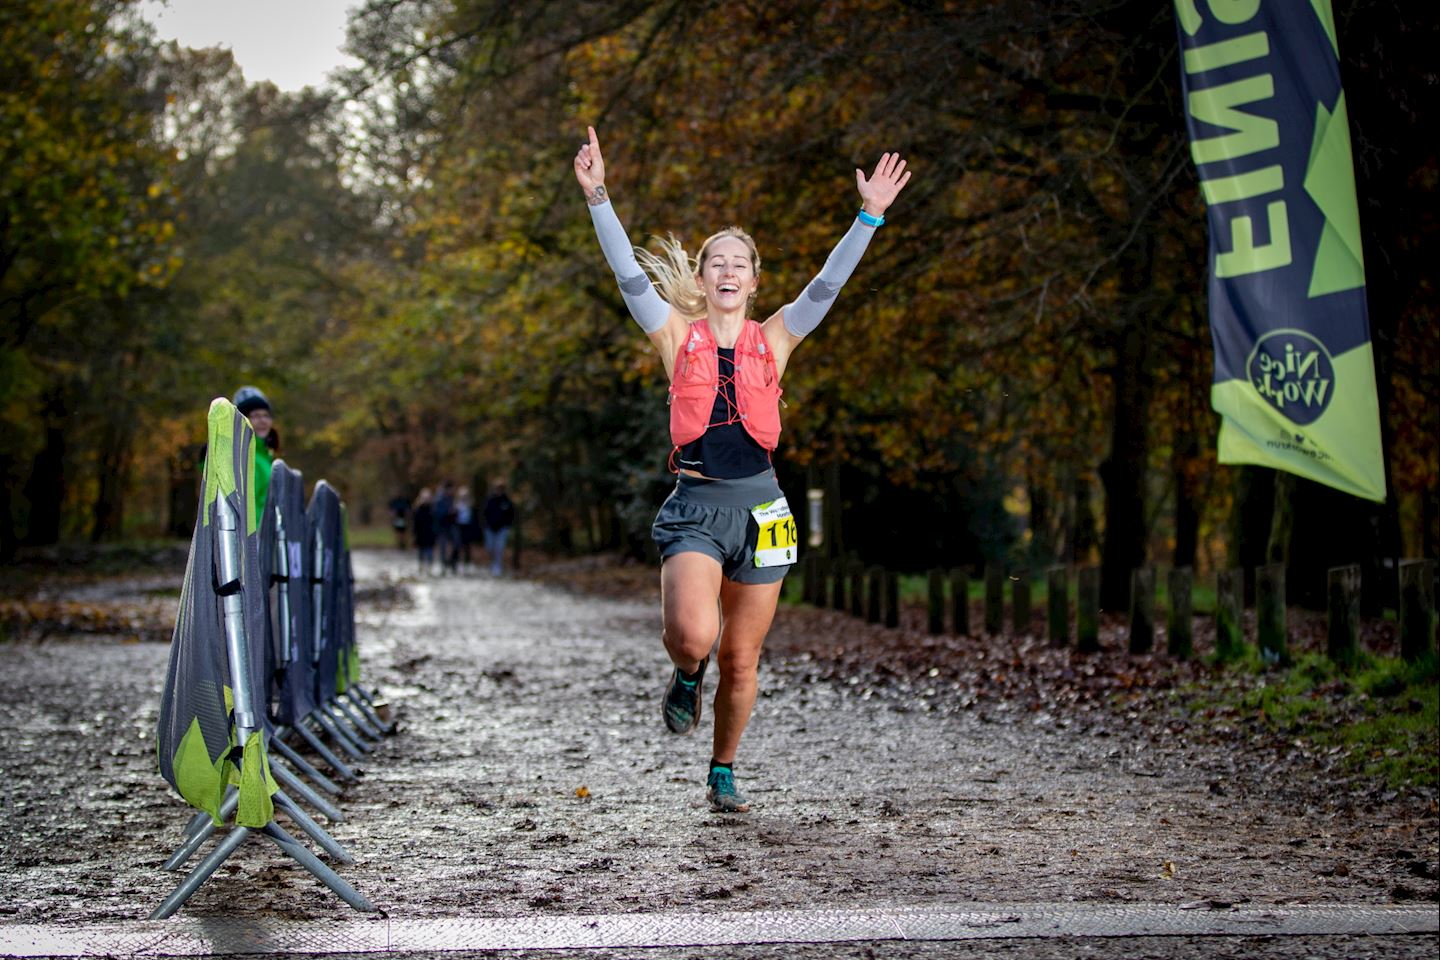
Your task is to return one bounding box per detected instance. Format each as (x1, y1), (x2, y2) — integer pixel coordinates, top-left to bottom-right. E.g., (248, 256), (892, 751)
(22, 386), (69, 545)
(1266, 470), (1295, 566)
(1099, 323), (1151, 611)
(1172, 441), (1200, 570)
(91, 415), (134, 542)
(1069, 470), (1098, 564)
(1285, 477), (1388, 613)
(1028, 468), (1050, 563)
(0, 457), (16, 562)
(1232, 466), (1275, 605)
(167, 445), (202, 538)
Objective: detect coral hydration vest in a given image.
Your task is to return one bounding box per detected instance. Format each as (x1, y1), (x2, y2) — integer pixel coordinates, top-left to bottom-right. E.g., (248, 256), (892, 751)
(669, 319), (782, 452)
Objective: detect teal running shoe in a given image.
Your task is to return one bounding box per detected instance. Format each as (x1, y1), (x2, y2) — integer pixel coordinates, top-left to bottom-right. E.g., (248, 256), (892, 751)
(705, 767), (750, 813)
(662, 659), (706, 734)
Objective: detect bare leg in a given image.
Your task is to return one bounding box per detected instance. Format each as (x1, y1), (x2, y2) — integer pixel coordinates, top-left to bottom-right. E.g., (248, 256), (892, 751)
(660, 552), (724, 672)
(711, 577), (783, 764)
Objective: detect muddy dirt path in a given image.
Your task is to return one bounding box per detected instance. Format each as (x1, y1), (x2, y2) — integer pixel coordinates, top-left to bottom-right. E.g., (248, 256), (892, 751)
(0, 549), (1434, 941)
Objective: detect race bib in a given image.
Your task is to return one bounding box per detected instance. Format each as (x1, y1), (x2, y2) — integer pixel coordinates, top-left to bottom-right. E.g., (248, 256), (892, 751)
(751, 497), (798, 568)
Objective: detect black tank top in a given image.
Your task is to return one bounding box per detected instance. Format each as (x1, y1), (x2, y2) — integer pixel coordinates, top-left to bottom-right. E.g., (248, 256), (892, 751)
(675, 348), (771, 479)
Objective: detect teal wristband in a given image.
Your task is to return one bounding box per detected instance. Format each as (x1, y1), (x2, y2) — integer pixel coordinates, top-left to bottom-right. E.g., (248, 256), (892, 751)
(857, 208), (884, 228)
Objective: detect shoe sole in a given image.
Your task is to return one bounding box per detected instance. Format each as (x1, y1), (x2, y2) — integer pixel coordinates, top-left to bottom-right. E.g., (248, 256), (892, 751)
(706, 789), (750, 813)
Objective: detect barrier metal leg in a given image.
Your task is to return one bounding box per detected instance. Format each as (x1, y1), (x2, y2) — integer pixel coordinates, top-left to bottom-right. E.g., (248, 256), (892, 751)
(150, 825), (252, 919)
(315, 706), (370, 758)
(179, 808), (213, 842)
(273, 789), (352, 864)
(317, 705), (371, 756)
(150, 818), (373, 919)
(346, 685), (393, 735)
(327, 695), (380, 742)
(269, 732), (342, 795)
(165, 760), (343, 871)
(163, 790), (240, 872)
(335, 695), (383, 741)
(272, 760), (344, 823)
(292, 719), (358, 781)
(261, 821), (374, 912)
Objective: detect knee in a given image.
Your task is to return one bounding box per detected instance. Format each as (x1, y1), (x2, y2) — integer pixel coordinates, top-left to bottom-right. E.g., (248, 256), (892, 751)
(663, 622), (717, 663)
(715, 645), (761, 686)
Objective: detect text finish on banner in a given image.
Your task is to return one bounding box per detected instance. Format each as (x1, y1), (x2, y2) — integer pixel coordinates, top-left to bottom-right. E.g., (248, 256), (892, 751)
(1173, 0), (1385, 501)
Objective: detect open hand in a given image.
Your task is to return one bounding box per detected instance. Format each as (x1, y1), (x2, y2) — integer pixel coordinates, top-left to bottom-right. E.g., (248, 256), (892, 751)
(573, 125), (606, 199)
(856, 153), (911, 218)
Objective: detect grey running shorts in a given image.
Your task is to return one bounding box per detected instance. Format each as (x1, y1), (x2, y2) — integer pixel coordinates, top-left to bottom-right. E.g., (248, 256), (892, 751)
(652, 471), (794, 585)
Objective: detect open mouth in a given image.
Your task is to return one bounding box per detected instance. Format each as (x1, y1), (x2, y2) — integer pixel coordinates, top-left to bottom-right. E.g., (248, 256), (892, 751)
(717, 283), (739, 295)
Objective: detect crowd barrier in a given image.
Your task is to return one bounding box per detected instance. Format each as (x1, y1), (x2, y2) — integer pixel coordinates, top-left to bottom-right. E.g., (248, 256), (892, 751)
(152, 398), (395, 918)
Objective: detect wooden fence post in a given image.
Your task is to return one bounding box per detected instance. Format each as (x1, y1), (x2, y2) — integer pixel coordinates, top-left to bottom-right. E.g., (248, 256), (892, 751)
(1215, 568), (1244, 661)
(830, 558), (848, 612)
(1012, 570), (1031, 636)
(802, 555), (819, 605)
(1047, 566), (1068, 646)
(950, 568), (970, 636)
(866, 566), (884, 624)
(1128, 566), (1155, 655)
(927, 569), (945, 635)
(884, 570), (900, 629)
(1399, 559), (1436, 662)
(1076, 565), (1100, 653)
(1257, 563), (1287, 664)
(1167, 566), (1193, 659)
(984, 564), (1004, 635)
(849, 560), (865, 618)
(1327, 564), (1360, 667)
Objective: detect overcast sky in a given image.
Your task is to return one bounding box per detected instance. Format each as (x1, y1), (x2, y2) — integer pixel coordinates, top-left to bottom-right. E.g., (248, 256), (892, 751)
(139, 0), (360, 91)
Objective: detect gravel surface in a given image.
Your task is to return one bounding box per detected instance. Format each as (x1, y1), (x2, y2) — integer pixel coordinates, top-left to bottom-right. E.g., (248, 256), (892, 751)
(0, 548), (1435, 958)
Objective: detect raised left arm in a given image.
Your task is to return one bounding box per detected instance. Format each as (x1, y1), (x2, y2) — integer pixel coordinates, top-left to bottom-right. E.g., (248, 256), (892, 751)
(769, 153), (912, 356)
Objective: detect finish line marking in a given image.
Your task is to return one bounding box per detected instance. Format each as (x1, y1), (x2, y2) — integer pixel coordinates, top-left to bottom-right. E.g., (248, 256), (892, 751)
(1, 903), (1435, 957)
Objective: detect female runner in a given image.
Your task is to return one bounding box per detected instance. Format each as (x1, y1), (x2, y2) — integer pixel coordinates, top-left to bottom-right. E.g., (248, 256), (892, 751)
(574, 126), (910, 812)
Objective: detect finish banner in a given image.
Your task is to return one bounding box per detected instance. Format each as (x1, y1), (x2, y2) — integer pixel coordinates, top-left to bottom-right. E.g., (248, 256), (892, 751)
(1174, 0), (1385, 501)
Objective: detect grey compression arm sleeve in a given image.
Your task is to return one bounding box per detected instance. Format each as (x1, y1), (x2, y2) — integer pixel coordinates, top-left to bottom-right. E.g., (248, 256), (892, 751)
(782, 217), (876, 338)
(589, 199), (670, 335)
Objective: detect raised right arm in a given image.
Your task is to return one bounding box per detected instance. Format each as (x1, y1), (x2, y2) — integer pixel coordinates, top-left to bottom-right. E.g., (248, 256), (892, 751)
(587, 196), (670, 335)
(574, 126), (670, 336)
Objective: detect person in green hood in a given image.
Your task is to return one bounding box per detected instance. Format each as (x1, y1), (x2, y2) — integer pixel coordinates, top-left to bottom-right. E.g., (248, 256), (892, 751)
(233, 386), (277, 530)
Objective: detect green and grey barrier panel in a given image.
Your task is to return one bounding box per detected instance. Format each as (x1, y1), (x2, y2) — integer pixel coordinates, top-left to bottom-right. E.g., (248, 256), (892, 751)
(152, 399), (375, 918)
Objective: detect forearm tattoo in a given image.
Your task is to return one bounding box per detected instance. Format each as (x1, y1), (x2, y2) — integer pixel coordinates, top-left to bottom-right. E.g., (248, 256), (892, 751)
(587, 184), (609, 206)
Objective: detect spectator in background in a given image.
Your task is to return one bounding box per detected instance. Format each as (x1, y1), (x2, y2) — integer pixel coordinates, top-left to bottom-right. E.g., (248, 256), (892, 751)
(233, 386), (277, 530)
(482, 480), (515, 578)
(389, 493), (411, 550)
(433, 480), (458, 574)
(455, 485), (478, 572)
(412, 487), (436, 574)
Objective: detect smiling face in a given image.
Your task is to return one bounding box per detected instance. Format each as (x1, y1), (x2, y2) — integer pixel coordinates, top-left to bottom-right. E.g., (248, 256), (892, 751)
(696, 232), (760, 316)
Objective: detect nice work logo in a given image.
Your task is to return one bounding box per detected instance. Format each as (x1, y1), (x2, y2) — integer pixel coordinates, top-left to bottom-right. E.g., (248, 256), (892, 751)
(1246, 329), (1335, 426)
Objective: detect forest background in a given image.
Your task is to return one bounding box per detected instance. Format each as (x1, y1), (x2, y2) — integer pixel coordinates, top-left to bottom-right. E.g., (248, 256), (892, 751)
(1, 0), (1435, 612)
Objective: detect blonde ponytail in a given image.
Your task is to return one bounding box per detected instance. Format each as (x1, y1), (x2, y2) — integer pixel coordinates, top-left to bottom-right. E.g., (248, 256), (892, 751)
(635, 235), (706, 319)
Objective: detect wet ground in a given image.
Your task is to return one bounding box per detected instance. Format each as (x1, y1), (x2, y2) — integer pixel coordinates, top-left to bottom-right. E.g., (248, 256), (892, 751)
(0, 548), (1435, 957)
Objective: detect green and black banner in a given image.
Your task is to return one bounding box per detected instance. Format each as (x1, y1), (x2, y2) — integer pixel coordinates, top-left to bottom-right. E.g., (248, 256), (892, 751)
(1174, 0), (1385, 501)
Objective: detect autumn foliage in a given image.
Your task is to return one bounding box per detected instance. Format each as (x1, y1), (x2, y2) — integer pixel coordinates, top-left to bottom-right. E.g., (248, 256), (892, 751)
(0, 1), (1435, 604)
